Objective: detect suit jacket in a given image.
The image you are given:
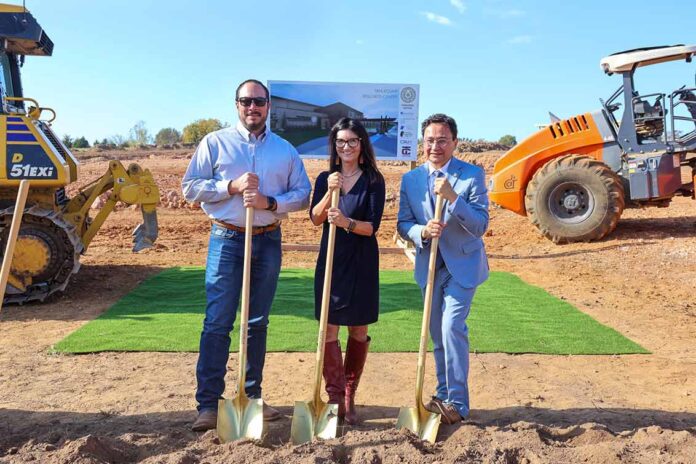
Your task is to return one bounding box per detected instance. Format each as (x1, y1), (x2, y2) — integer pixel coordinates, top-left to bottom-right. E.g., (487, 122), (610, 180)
(397, 157), (489, 289)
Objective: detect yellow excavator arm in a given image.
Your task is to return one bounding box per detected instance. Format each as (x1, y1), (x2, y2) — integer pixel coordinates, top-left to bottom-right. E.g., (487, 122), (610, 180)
(63, 161), (160, 251)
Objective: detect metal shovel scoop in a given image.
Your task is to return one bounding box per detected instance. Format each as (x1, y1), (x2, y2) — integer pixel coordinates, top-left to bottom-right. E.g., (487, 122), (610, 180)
(217, 206), (264, 442)
(396, 194), (444, 443)
(291, 188), (341, 444)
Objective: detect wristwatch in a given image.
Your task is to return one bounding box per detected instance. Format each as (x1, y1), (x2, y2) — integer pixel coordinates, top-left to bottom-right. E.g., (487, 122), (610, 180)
(265, 196), (278, 212)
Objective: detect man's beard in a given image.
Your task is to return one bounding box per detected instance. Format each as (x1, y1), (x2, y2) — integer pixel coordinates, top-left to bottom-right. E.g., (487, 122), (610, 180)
(242, 114), (266, 132)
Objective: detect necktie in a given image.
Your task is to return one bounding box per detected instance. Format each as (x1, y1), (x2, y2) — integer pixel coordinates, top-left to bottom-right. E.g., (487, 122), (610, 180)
(430, 170), (444, 209)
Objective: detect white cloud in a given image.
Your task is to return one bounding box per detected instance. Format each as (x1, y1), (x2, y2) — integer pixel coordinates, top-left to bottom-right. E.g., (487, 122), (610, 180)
(355, 39), (365, 45)
(450, 0), (466, 14)
(420, 11), (453, 26)
(506, 35), (532, 44)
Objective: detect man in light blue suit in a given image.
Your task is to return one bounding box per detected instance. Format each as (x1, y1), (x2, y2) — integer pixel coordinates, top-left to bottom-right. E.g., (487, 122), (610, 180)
(397, 113), (489, 424)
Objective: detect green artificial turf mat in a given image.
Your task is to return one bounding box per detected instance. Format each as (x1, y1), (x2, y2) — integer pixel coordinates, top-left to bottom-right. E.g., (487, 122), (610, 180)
(54, 267), (648, 355)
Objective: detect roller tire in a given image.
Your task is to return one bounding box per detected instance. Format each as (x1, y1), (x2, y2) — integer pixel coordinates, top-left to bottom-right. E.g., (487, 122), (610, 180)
(525, 155), (625, 243)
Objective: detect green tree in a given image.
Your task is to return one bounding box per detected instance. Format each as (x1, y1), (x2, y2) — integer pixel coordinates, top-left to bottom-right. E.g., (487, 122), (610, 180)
(155, 127), (181, 145)
(61, 134), (73, 148)
(73, 136), (90, 148)
(128, 120), (153, 145)
(182, 118), (226, 144)
(498, 134), (517, 147)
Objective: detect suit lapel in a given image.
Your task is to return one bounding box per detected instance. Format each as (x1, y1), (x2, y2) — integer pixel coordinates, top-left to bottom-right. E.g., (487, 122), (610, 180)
(418, 165), (434, 219)
(447, 158), (465, 192)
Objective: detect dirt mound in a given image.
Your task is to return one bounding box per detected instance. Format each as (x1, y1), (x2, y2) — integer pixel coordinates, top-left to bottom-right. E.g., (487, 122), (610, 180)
(2, 422), (694, 463)
(415, 141), (506, 172)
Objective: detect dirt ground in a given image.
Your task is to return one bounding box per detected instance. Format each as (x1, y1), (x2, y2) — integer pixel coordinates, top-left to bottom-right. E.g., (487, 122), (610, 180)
(0, 148), (694, 463)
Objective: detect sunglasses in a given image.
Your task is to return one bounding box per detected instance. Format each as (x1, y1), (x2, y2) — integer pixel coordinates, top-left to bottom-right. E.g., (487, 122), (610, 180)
(237, 97), (268, 107)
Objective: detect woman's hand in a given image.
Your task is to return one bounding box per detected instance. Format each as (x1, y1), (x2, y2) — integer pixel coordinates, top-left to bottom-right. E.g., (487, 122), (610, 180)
(327, 207), (349, 228)
(327, 172), (343, 191)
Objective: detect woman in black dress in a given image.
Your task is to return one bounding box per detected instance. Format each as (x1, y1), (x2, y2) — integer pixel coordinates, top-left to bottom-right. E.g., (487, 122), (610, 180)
(310, 117), (385, 425)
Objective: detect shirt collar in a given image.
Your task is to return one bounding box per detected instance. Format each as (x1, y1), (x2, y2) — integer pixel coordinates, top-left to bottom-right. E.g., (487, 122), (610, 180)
(236, 121), (269, 143)
(427, 158), (452, 176)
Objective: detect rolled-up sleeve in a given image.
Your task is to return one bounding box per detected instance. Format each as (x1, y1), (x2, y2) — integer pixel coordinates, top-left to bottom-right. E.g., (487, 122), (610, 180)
(181, 136), (231, 203)
(275, 148), (311, 214)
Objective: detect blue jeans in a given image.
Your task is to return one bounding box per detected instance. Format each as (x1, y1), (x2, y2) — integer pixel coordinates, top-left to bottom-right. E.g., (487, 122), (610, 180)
(195, 223), (282, 412)
(424, 264), (476, 418)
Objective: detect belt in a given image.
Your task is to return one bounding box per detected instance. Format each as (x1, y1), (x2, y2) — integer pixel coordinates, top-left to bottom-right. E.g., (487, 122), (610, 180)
(213, 220), (280, 235)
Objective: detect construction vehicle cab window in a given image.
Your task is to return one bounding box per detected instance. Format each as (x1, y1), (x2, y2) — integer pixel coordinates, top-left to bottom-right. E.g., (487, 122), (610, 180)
(0, 5), (160, 304)
(490, 44), (696, 243)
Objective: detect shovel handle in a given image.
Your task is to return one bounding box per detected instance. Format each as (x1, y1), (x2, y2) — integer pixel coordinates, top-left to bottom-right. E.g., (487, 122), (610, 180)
(313, 188), (340, 403)
(414, 194), (444, 404)
(0, 180), (30, 311)
(237, 206), (254, 394)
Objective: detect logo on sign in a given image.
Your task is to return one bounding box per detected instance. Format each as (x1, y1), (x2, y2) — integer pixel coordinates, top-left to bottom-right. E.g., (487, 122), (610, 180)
(400, 87), (417, 104)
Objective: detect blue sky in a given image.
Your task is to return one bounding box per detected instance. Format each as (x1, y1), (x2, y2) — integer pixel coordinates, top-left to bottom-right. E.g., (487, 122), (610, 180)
(16, 0), (696, 144)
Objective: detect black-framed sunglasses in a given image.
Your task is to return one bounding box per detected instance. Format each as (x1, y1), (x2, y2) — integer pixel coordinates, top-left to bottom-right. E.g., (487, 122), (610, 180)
(336, 137), (361, 148)
(237, 97), (268, 107)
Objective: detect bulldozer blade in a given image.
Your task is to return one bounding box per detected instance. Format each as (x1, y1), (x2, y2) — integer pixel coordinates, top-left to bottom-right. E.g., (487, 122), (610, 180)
(396, 405), (440, 444)
(291, 399), (339, 445)
(132, 208), (159, 252)
(217, 395), (264, 442)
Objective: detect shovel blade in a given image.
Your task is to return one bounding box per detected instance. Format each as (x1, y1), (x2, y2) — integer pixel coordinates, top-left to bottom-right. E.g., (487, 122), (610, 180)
(396, 406), (441, 443)
(291, 400), (339, 444)
(217, 396), (264, 442)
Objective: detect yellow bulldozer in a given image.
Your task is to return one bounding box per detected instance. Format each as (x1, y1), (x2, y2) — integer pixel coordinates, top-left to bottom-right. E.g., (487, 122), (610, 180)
(0, 4), (159, 304)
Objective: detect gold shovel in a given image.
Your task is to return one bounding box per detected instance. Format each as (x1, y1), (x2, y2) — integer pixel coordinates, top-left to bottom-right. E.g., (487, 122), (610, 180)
(396, 194), (444, 443)
(291, 188), (341, 444)
(217, 205), (264, 442)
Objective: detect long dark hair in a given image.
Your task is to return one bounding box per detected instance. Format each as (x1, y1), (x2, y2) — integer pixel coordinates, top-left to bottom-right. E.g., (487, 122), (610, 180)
(328, 117), (384, 184)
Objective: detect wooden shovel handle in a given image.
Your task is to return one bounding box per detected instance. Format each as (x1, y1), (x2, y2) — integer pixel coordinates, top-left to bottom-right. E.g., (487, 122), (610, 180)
(237, 206), (254, 394)
(313, 188), (340, 403)
(414, 194), (444, 404)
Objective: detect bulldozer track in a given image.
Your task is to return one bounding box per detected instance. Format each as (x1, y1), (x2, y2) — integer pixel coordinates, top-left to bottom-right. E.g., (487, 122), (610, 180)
(0, 206), (83, 304)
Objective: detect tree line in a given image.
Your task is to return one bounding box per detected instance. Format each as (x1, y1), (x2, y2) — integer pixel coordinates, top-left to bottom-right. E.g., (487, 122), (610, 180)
(61, 119), (227, 149)
(61, 119), (518, 149)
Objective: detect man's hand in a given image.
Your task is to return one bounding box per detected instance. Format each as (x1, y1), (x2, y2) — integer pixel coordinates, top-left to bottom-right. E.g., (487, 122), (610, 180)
(421, 219), (446, 240)
(243, 189), (269, 209)
(434, 177), (457, 203)
(229, 172), (259, 195)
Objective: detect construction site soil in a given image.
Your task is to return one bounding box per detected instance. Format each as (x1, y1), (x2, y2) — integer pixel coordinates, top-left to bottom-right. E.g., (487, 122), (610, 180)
(0, 147), (694, 463)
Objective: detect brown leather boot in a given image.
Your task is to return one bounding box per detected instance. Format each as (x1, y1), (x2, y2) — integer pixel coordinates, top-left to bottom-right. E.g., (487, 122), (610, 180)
(323, 340), (346, 419)
(344, 336), (370, 425)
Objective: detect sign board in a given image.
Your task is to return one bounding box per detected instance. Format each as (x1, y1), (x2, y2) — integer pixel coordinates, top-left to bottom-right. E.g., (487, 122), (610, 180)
(268, 80), (419, 160)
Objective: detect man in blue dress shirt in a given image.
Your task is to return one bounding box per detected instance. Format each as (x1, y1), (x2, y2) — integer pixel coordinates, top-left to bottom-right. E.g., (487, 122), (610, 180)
(397, 113), (489, 425)
(182, 79), (311, 431)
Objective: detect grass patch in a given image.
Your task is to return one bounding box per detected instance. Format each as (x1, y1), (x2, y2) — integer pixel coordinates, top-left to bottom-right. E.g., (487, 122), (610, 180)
(54, 268), (648, 355)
